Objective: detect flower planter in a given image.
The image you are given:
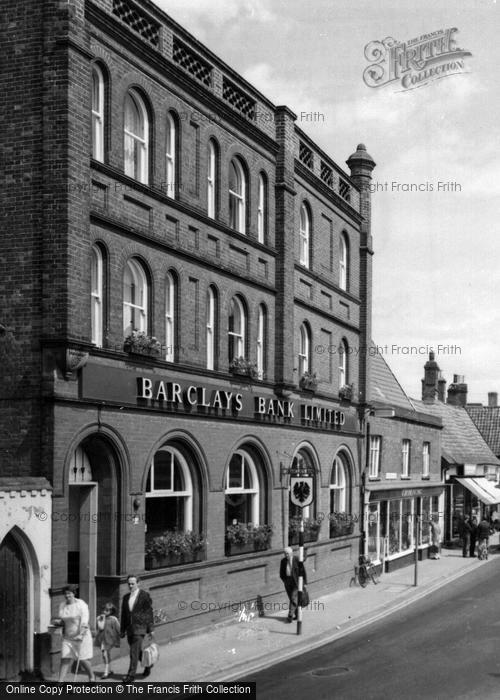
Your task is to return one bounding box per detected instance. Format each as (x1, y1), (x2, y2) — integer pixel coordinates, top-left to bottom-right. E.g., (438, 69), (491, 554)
(288, 530), (320, 546)
(225, 541), (271, 556)
(145, 550), (205, 570)
(329, 522), (354, 538)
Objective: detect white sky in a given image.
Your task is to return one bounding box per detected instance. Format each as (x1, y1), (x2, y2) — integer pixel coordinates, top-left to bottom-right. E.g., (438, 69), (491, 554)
(155, 0), (500, 404)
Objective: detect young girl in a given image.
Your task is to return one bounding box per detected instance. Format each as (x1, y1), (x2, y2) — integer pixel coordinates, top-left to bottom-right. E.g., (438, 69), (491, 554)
(95, 603), (121, 678)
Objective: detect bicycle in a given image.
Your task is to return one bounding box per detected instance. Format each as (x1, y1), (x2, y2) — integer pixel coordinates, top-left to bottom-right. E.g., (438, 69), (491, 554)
(354, 554), (379, 587)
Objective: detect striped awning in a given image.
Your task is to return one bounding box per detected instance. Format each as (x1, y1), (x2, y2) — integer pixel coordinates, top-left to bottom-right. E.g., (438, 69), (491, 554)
(455, 477), (500, 505)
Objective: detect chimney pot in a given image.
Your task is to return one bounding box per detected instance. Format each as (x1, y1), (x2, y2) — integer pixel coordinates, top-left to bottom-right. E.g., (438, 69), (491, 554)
(488, 392), (498, 408)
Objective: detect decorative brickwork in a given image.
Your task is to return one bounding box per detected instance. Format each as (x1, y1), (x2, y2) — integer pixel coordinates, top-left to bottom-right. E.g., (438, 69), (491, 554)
(320, 161), (334, 188)
(112, 0), (160, 46)
(299, 141), (314, 169)
(173, 38), (212, 86)
(222, 78), (256, 119)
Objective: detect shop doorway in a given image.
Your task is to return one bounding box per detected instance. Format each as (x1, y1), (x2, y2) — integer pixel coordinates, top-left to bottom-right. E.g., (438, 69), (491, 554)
(0, 532), (28, 679)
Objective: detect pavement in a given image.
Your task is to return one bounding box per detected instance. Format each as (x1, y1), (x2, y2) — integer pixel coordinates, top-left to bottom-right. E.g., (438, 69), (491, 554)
(57, 548), (498, 683)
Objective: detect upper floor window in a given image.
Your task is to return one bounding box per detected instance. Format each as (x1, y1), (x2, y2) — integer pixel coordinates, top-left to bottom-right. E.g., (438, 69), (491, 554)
(298, 323), (311, 377)
(299, 203), (310, 267)
(402, 439), (411, 477)
(339, 233), (348, 290)
(165, 272), (176, 362)
(257, 305), (267, 379)
(206, 287), (217, 370)
(123, 258), (148, 336)
(91, 65), (105, 162)
(257, 173), (267, 244)
(165, 112), (177, 199)
(229, 158), (246, 234)
(339, 339), (348, 388)
(90, 244), (104, 347)
(228, 296), (246, 362)
(207, 140), (217, 219)
(422, 442), (430, 477)
(124, 89), (149, 184)
(369, 436), (381, 478)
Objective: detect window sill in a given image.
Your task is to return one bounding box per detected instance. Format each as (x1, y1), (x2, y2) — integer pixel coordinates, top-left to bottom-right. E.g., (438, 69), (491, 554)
(421, 475), (431, 480)
(400, 475), (411, 480)
(368, 477), (381, 482)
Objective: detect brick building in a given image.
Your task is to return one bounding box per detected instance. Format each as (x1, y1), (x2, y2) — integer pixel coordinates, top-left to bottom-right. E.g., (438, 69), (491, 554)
(1, 0), (379, 677)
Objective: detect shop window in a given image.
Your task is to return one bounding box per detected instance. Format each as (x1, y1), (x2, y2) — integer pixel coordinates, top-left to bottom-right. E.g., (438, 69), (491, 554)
(165, 112), (177, 198)
(339, 233), (349, 291)
(91, 64), (105, 162)
(369, 436), (381, 478)
(123, 258), (149, 336)
(257, 173), (267, 244)
(402, 439), (411, 477)
(228, 295), (246, 362)
(207, 139), (218, 218)
(91, 244), (105, 347)
(422, 442), (430, 477)
(165, 271), (177, 362)
(206, 286), (217, 370)
(389, 500), (401, 554)
(299, 203), (310, 267)
(256, 304), (267, 379)
(298, 323), (311, 377)
(228, 158), (246, 234)
(368, 501), (381, 561)
(401, 498), (413, 551)
(124, 89), (149, 184)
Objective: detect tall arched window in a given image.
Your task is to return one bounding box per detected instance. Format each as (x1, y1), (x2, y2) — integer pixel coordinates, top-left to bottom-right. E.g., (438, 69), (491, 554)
(225, 450), (259, 526)
(165, 112), (177, 198)
(299, 203), (310, 267)
(165, 272), (176, 362)
(228, 296), (246, 361)
(339, 338), (349, 388)
(257, 173), (267, 244)
(257, 304), (267, 379)
(298, 323), (311, 377)
(339, 233), (348, 291)
(229, 158), (246, 234)
(330, 453), (352, 537)
(91, 65), (105, 162)
(123, 258), (148, 336)
(145, 447), (193, 535)
(207, 140), (217, 218)
(124, 89), (149, 184)
(206, 286), (217, 370)
(91, 244), (104, 347)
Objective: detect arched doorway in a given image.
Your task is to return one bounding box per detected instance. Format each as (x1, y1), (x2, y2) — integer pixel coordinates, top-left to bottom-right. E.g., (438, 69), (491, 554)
(0, 532), (27, 679)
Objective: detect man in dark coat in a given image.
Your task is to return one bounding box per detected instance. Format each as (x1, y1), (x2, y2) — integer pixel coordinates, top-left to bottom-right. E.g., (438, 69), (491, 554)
(460, 515), (472, 557)
(469, 517), (478, 558)
(477, 516), (492, 559)
(120, 574), (154, 682)
(279, 547), (307, 623)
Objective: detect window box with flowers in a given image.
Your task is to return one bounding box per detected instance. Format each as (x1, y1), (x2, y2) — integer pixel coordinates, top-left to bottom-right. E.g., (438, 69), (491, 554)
(145, 530), (206, 570)
(329, 512), (355, 538)
(299, 372), (318, 392)
(123, 331), (161, 357)
(229, 356), (259, 379)
(225, 522), (273, 556)
(288, 516), (322, 545)
(338, 384), (353, 402)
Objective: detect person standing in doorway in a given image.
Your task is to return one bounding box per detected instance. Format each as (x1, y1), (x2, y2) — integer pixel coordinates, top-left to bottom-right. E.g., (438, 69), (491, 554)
(120, 575), (154, 682)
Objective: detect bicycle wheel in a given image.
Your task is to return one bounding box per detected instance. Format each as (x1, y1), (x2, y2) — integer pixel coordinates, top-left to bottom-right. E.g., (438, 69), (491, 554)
(358, 566), (368, 587)
(369, 567), (379, 585)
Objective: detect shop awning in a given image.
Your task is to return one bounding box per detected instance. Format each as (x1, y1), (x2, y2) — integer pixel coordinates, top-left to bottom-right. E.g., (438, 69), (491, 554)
(455, 477), (500, 505)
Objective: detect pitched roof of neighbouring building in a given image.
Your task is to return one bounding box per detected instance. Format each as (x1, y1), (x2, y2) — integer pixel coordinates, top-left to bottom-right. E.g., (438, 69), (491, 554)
(369, 347), (416, 411)
(465, 406), (500, 457)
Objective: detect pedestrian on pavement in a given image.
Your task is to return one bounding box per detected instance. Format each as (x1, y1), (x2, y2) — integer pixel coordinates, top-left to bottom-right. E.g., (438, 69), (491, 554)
(95, 602), (121, 679)
(279, 547), (307, 623)
(477, 516), (491, 560)
(120, 575), (154, 682)
(469, 517), (478, 558)
(429, 517), (441, 559)
(460, 515), (472, 557)
(56, 585), (96, 682)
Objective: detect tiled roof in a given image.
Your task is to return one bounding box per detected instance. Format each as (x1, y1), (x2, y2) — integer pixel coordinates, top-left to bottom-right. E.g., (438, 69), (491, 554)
(412, 399), (500, 466)
(465, 406), (500, 456)
(369, 347), (415, 411)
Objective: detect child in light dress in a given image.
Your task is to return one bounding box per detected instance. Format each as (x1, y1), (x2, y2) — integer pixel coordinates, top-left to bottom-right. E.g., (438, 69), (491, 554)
(95, 603), (121, 678)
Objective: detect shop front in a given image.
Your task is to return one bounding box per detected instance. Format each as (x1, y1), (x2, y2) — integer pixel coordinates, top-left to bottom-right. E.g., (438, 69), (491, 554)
(445, 471), (500, 543)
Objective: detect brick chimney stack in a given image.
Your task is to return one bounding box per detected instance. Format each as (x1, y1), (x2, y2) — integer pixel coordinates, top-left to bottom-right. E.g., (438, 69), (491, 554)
(447, 374), (468, 407)
(422, 352), (445, 403)
(488, 392), (498, 407)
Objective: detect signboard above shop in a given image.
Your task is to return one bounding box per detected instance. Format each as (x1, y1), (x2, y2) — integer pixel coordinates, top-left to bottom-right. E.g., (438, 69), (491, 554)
(80, 363), (359, 434)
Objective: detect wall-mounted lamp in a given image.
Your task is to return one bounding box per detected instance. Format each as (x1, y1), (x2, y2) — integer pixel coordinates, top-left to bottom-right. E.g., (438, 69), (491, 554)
(133, 497), (141, 525)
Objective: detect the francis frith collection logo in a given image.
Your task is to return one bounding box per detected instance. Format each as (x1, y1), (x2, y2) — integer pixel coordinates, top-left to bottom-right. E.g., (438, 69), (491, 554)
(363, 28), (472, 91)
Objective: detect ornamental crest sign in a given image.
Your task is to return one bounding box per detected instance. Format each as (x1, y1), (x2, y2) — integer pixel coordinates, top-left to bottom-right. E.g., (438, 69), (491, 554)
(290, 477), (314, 508)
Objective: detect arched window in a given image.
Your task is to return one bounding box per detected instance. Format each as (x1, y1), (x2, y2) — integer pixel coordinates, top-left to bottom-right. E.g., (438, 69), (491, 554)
(91, 65), (105, 162)
(124, 89), (149, 184)
(228, 158), (246, 234)
(206, 286), (217, 370)
(330, 453), (352, 536)
(228, 296), (246, 361)
(257, 304), (267, 379)
(165, 272), (176, 362)
(207, 140), (217, 218)
(165, 112), (177, 199)
(299, 203), (310, 267)
(298, 323), (311, 377)
(145, 447), (193, 535)
(339, 233), (348, 290)
(91, 244), (104, 347)
(123, 258), (148, 336)
(257, 173), (267, 244)
(339, 338), (348, 388)
(225, 450), (259, 526)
